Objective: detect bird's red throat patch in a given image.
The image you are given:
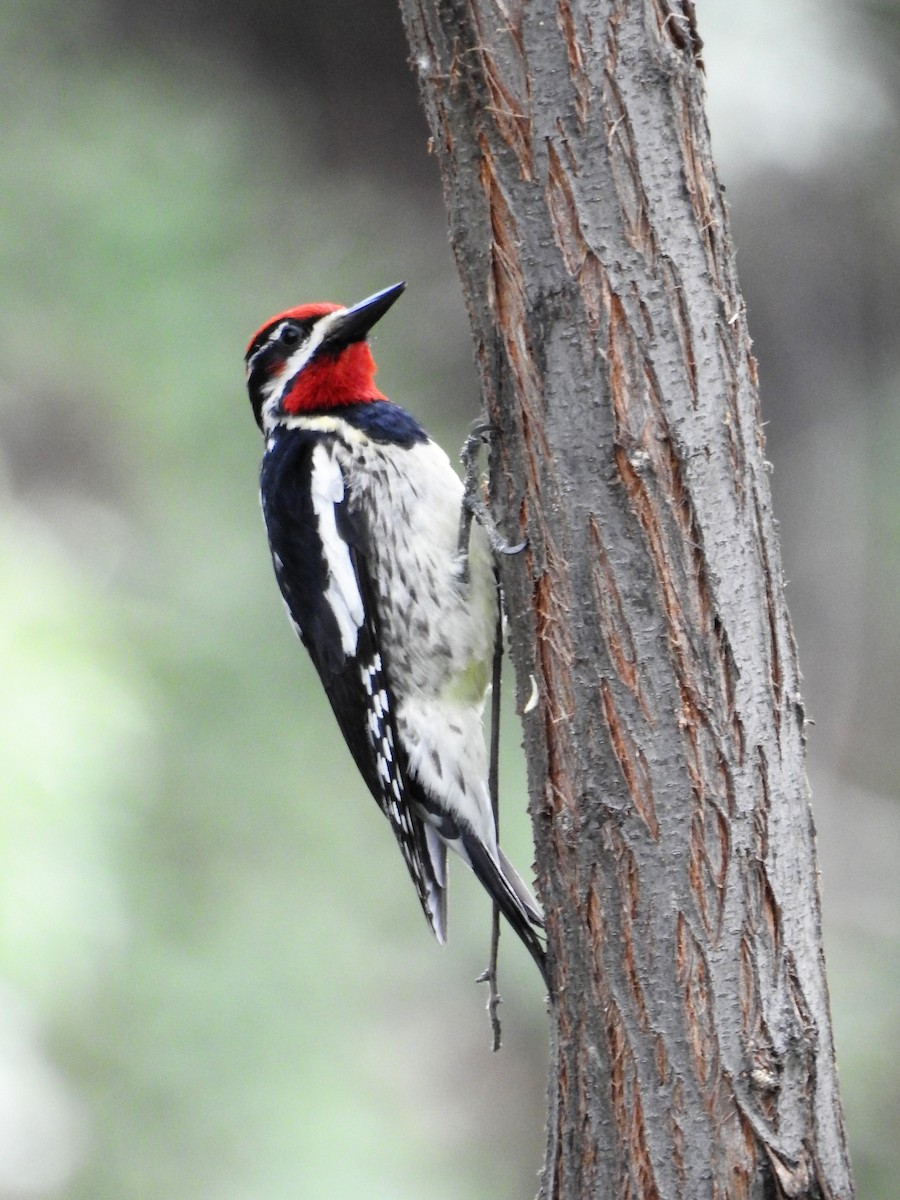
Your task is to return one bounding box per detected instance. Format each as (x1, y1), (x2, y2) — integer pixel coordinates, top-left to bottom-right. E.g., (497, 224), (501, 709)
(282, 341), (386, 413)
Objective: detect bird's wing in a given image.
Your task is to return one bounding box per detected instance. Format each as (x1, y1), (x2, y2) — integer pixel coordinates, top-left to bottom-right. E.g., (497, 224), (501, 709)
(264, 436), (447, 939)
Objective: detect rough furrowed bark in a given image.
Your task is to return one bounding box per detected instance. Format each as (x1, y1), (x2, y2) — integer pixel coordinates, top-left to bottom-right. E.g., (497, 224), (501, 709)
(396, 2), (855, 1198)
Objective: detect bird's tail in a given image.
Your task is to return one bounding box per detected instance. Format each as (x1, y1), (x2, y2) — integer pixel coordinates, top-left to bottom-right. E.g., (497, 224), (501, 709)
(420, 822), (448, 943)
(461, 832), (550, 990)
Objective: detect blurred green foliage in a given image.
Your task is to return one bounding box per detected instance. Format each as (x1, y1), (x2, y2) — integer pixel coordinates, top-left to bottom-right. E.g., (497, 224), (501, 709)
(0, 6), (546, 1198)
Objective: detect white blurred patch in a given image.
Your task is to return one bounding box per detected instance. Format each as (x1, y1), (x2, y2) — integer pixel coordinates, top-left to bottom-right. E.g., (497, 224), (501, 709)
(0, 986), (86, 1194)
(702, 1), (891, 175)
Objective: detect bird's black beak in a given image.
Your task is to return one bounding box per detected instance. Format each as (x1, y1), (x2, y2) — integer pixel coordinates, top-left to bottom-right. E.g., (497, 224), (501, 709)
(321, 282), (406, 351)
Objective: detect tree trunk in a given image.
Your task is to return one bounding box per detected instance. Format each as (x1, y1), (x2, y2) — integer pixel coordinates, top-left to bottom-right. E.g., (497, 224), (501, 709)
(396, 2), (855, 1198)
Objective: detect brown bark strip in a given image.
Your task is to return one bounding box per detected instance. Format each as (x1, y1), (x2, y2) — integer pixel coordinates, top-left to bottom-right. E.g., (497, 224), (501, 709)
(676, 911), (716, 1089)
(607, 998), (662, 1200)
(673, 88), (723, 291)
(534, 538), (577, 823)
(544, 140), (607, 342)
(556, 0), (591, 129)
(600, 679), (660, 841)
(470, 8), (535, 179)
(588, 513), (653, 723)
(603, 70), (659, 261)
(661, 254), (700, 407)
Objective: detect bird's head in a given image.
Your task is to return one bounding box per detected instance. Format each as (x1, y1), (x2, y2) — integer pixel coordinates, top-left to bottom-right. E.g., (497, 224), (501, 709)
(245, 281), (406, 432)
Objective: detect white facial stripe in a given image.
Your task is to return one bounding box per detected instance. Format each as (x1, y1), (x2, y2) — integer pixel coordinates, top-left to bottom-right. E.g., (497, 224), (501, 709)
(273, 308), (348, 398)
(309, 443), (364, 657)
(258, 308), (350, 435)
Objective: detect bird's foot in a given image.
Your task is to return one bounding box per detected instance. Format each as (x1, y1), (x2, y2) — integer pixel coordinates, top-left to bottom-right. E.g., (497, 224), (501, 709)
(457, 421), (527, 583)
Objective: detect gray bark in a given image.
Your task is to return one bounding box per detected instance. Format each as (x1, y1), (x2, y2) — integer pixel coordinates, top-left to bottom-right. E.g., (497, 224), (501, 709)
(396, 2), (855, 1198)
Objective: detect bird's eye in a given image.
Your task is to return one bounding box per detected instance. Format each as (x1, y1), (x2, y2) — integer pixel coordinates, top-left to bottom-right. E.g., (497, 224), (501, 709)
(279, 324), (301, 348)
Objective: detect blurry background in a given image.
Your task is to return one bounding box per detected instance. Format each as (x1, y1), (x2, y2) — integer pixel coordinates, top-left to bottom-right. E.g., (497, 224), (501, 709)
(0, 0), (897, 1196)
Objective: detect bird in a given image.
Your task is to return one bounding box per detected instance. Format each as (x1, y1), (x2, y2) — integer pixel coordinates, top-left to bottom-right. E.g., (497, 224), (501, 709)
(244, 281), (547, 987)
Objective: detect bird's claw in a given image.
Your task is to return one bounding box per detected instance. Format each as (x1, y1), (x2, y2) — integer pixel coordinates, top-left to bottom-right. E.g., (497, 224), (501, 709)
(457, 421), (528, 581)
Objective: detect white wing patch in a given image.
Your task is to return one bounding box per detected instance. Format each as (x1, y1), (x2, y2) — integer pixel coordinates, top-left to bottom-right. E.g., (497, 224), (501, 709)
(309, 443), (364, 657)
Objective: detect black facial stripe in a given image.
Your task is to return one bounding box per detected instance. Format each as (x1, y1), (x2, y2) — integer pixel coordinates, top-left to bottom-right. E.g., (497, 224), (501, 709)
(244, 315), (318, 364)
(246, 317), (323, 430)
